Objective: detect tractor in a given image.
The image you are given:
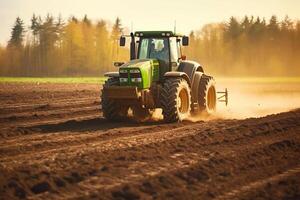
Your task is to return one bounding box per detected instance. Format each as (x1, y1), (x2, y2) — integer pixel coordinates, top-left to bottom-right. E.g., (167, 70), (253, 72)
(101, 31), (227, 122)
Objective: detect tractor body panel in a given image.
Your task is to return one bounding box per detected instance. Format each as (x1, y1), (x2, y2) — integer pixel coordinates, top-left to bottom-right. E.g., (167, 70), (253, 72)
(104, 72), (119, 78)
(103, 86), (140, 99)
(119, 59), (159, 89)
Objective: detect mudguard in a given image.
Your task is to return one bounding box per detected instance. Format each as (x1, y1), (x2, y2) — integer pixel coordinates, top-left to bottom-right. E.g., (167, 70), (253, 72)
(191, 72), (203, 104)
(104, 72), (119, 78)
(164, 71), (191, 86)
(178, 61), (204, 85)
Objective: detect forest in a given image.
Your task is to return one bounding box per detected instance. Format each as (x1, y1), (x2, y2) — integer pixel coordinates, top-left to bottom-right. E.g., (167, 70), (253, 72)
(186, 16), (300, 76)
(0, 15), (299, 76)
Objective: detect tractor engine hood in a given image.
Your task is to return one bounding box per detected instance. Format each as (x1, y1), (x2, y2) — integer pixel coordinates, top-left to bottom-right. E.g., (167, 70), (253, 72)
(119, 59), (159, 89)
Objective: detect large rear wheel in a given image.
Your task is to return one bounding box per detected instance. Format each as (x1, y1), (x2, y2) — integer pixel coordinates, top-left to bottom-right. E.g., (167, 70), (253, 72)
(161, 78), (191, 122)
(101, 78), (129, 121)
(198, 75), (216, 114)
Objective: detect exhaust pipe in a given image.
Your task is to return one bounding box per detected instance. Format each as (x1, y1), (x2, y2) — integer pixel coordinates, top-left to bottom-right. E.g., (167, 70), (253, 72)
(130, 32), (136, 60)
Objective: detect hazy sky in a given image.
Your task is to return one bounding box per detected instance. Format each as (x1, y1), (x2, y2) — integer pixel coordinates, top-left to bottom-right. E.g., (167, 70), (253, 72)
(1, 0), (300, 45)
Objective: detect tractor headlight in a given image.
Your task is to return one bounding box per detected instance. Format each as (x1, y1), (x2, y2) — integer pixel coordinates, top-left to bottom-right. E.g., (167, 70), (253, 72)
(130, 69), (140, 73)
(120, 78), (128, 82)
(131, 78), (142, 82)
(119, 69), (127, 73)
(129, 69), (141, 83)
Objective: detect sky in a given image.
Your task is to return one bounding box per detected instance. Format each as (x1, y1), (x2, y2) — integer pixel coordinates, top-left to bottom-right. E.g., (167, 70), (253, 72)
(0, 0), (300, 45)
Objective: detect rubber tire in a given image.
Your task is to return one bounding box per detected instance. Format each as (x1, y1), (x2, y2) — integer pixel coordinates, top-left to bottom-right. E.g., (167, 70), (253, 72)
(161, 78), (191, 122)
(101, 78), (129, 121)
(198, 75), (217, 114)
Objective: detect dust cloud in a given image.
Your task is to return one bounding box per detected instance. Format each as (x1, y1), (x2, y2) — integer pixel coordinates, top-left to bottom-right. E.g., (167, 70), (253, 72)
(213, 77), (300, 119)
(185, 77), (300, 122)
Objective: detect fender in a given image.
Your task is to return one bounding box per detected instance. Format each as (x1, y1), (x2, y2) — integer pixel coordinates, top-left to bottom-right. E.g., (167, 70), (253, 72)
(178, 61), (204, 85)
(191, 71), (203, 106)
(104, 72), (119, 78)
(164, 71), (191, 86)
(196, 65), (204, 73)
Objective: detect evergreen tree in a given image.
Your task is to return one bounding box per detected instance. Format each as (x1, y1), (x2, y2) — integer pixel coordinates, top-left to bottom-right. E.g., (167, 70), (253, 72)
(30, 14), (40, 44)
(56, 14), (65, 47)
(224, 17), (242, 40)
(249, 17), (265, 39)
(268, 15), (280, 36)
(241, 16), (251, 32)
(8, 17), (25, 48)
(30, 14), (41, 74)
(281, 15), (293, 32)
(83, 14), (91, 26)
(71, 16), (78, 23)
(112, 17), (123, 40)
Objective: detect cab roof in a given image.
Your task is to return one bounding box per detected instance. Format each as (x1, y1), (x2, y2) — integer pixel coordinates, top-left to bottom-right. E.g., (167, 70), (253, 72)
(134, 31), (183, 37)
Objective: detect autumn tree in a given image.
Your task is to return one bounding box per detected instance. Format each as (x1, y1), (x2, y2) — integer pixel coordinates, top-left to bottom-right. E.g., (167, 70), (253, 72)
(62, 17), (84, 75)
(95, 20), (110, 73)
(81, 15), (96, 73)
(111, 17), (123, 63)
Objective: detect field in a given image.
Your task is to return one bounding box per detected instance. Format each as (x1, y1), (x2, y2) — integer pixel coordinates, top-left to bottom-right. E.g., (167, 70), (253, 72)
(0, 77), (107, 84)
(0, 77), (300, 199)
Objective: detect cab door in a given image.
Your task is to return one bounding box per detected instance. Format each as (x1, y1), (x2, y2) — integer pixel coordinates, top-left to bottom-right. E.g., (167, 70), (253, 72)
(170, 37), (180, 71)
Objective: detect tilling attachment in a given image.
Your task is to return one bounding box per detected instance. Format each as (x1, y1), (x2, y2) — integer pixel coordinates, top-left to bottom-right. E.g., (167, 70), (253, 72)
(217, 88), (228, 106)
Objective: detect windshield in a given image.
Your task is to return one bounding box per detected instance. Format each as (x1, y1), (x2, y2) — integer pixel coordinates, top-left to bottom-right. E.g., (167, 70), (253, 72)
(138, 38), (169, 63)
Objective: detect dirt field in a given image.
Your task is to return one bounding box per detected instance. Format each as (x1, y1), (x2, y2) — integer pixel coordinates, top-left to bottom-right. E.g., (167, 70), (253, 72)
(0, 80), (300, 200)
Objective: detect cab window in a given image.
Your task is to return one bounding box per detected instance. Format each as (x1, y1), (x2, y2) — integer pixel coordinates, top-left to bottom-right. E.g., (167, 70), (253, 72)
(138, 38), (170, 64)
(139, 39), (149, 59)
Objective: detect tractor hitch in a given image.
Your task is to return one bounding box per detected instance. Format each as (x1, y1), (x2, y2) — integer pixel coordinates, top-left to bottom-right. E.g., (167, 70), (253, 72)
(217, 88), (228, 106)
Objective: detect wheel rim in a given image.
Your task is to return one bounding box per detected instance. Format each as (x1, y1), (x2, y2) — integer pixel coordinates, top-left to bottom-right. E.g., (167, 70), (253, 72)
(207, 86), (216, 110)
(178, 88), (189, 113)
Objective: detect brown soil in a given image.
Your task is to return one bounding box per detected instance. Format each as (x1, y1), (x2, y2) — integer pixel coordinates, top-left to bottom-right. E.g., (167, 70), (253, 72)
(0, 83), (299, 200)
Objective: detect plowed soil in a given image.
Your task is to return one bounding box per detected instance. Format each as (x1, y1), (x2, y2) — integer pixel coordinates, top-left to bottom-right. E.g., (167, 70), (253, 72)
(0, 82), (299, 200)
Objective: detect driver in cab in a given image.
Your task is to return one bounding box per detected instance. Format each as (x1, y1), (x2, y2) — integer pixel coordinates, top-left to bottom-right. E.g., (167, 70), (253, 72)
(149, 39), (169, 64)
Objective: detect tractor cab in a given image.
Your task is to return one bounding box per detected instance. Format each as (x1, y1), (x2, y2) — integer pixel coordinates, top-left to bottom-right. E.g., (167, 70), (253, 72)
(120, 31), (189, 74)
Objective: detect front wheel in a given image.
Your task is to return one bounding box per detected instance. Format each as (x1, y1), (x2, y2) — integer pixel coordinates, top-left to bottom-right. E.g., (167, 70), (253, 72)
(161, 78), (191, 122)
(101, 78), (129, 121)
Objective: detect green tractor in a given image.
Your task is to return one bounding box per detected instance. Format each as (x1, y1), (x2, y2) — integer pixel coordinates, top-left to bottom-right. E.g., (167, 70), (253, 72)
(101, 31), (227, 122)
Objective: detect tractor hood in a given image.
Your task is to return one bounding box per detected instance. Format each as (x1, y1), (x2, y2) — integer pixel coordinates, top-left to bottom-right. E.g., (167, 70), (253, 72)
(121, 59), (153, 69)
(119, 59), (159, 88)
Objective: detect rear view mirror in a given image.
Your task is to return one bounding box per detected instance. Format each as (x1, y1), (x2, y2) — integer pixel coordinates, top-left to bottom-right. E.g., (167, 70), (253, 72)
(120, 36), (126, 46)
(182, 36), (189, 46)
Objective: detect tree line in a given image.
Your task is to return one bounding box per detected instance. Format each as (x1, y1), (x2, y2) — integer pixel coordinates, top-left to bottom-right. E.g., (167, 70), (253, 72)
(0, 15), (299, 77)
(0, 15), (128, 76)
(185, 16), (300, 76)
